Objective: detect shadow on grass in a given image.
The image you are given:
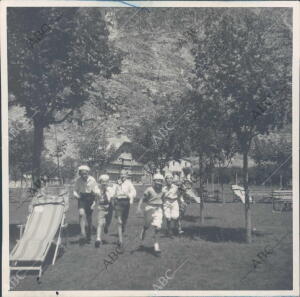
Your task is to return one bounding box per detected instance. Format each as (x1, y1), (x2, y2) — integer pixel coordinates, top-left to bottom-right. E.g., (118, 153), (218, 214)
(182, 215), (216, 223)
(182, 225), (246, 243)
(182, 225), (273, 243)
(10, 242), (66, 287)
(64, 223), (81, 237)
(182, 215), (198, 222)
(130, 245), (160, 257)
(10, 223), (90, 248)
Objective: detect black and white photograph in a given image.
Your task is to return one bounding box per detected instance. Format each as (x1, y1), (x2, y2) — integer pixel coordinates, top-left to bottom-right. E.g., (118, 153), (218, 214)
(1, 1), (299, 295)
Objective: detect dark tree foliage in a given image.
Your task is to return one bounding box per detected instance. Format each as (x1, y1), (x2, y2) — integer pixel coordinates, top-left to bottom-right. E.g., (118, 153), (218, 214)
(60, 156), (77, 181)
(7, 7), (123, 180)
(78, 129), (115, 177)
(189, 8), (292, 242)
(250, 136), (292, 186)
(9, 130), (33, 182)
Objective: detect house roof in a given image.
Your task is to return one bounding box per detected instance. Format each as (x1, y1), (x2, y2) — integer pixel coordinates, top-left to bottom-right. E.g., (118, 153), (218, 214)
(107, 134), (131, 150)
(229, 154), (256, 168)
(108, 138), (144, 167)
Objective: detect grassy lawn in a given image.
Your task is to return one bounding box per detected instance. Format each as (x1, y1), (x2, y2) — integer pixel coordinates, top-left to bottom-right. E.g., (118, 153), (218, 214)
(9, 185), (292, 291)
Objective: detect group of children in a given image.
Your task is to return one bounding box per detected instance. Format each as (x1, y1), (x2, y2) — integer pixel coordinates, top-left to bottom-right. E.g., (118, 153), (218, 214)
(73, 166), (136, 248)
(73, 165), (200, 255)
(137, 172), (200, 254)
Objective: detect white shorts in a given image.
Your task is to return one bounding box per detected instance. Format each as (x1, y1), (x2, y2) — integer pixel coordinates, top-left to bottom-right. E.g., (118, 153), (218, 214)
(144, 205), (163, 229)
(163, 200), (179, 220)
(97, 204), (109, 224)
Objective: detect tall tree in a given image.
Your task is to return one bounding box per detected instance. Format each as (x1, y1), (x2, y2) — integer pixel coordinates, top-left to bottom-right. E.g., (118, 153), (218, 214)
(179, 90), (236, 223)
(190, 8), (292, 242)
(7, 7), (122, 182)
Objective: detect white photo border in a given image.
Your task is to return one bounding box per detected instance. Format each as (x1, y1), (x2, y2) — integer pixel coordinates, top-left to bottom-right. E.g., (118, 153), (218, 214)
(1, 1), (299, 296)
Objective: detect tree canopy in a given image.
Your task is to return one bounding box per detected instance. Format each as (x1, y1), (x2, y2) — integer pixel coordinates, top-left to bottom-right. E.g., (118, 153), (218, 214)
(8, 7), (123, 179)
(190, 8), (292, 149)
(8, 7), (123, 124)
(186, 8), (292, 242)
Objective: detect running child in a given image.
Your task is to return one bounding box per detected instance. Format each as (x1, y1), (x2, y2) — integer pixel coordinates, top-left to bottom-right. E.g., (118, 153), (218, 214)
(73, 165), (99, 244)
(114, 169), (136, 248)
(137, 173), (164, 255)
(162, 173), (180, 236)
(93, 174), (116, 248)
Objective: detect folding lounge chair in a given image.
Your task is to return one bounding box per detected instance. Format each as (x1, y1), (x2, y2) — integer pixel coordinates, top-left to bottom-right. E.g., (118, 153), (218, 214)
(231, 184), (253, 204)
(10, 189), (68, 278)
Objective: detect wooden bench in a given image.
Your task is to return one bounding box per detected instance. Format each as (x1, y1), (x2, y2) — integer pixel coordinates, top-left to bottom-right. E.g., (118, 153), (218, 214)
(250, 190), (273, 203)
(272, 190), (292, 212)
(198, 189), (220, 203)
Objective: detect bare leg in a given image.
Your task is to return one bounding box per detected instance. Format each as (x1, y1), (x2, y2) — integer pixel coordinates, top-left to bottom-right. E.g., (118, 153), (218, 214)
(121, 202), (130, 233)
(117, 216), (123, 246)
(95, 218), (104, 247)
(153, 227), (161, 254)
(140, 226), (147, 241)
(86, 214), (92, 242)
(104, 203), (113, 233)
(96, 221), (104, 241)
(166, 220), (171, 236)
(79, 209), (86, 237)
(172, 219), (179, 235)
(178, 219), (184, 234)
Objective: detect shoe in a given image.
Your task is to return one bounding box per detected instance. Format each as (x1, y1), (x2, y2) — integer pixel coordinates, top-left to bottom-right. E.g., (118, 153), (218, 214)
(178, 230), (184, 235)
(95, 240), (101, 248)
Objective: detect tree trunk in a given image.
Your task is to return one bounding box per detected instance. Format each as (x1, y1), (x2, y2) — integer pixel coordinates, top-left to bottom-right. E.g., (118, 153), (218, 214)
(198, 155), (205, 224)
(199, 184), (205, 224)
(57, 153), (61, 180)
(32, 120), (44, 184)
(221, 183), (225, 204)
(243, 150), (252, 243)
(20, 172), (23, 188)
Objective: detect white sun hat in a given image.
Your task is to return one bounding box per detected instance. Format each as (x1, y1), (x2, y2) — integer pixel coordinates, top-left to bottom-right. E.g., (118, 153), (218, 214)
(78, 165), (90, 172)
(153, 173), (164, 183)
(99, 174), (110, 183)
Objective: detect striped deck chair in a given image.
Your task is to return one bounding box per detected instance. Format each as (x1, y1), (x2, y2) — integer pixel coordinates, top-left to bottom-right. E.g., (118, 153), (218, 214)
(10, 188), (68, 278)
(231, 184), (253, 204)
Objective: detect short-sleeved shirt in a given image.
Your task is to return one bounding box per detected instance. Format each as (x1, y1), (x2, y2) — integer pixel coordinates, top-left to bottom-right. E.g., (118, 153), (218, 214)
(115, 179), (136, 203)
(97, 184), (116, 205)
(162, 184), (179, 201)
(144, 187), (163, 205)
(74, 176), (99, 197)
